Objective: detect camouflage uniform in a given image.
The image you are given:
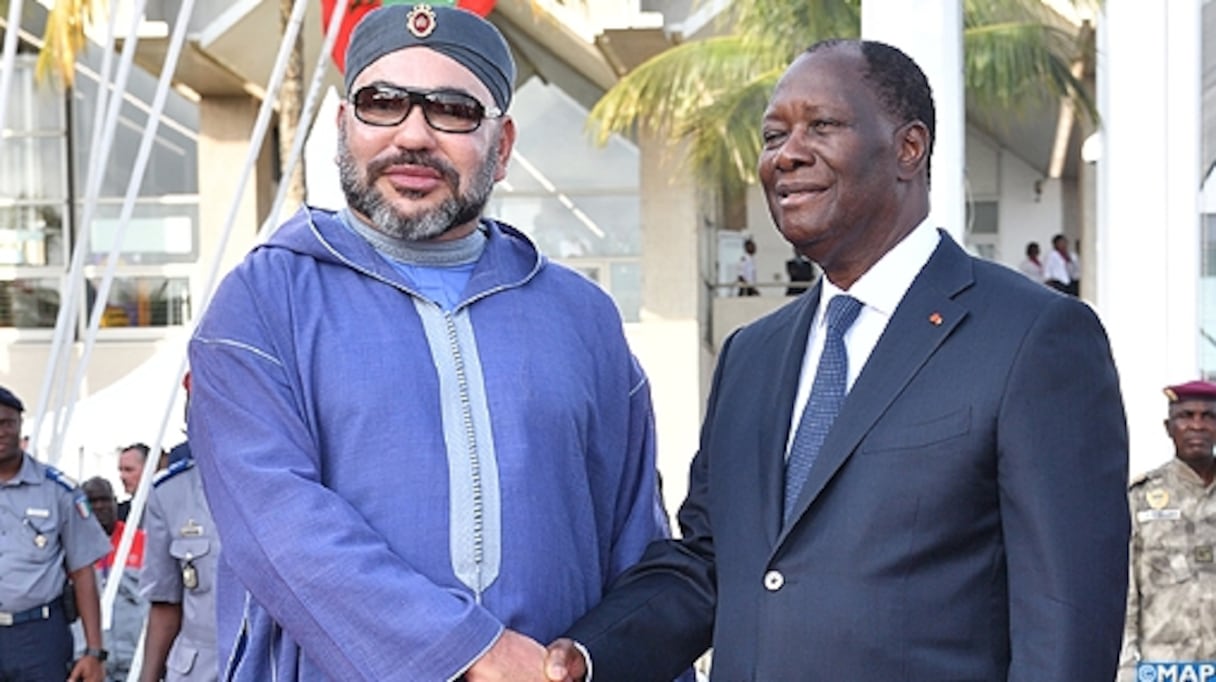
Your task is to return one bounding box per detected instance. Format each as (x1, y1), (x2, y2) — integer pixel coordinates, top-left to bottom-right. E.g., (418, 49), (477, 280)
(1119, 457), (1216, 681)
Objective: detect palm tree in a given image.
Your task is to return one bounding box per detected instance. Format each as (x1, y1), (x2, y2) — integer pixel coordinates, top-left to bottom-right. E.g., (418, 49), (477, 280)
(279, 0), (307, 213)
(589, 0), (1098, 197)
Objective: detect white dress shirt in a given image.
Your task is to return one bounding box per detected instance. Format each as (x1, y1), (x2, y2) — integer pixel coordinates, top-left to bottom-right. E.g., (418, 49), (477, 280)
(785, 220), (940, 457)
(1042, 249), (1073, 284)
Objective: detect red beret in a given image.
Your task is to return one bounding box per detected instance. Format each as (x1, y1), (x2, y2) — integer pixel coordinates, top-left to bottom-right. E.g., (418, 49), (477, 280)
(1164, 380), (1216, 402)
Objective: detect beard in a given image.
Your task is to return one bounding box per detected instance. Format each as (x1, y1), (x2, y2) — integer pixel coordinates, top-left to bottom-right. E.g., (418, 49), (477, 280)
(337, 119), (500, 241)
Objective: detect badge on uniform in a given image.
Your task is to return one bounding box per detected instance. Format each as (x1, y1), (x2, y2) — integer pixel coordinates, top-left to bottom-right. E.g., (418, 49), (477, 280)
(1145, 488), (1169, 509)
(182, 559), (198, 590)
(180, 519), (203, 537)
(73, 493), (92, 519)
(1136, 509), (1182, 522)
(1137, 488), (1181, 522)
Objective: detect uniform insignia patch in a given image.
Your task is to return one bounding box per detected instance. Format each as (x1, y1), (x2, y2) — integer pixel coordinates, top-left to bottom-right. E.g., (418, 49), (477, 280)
(406, 4), (437, 38)
(1146, 488), (1169, 509)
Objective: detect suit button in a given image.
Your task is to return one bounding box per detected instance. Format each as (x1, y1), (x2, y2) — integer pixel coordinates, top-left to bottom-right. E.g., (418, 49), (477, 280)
(763, 570), (784, 591)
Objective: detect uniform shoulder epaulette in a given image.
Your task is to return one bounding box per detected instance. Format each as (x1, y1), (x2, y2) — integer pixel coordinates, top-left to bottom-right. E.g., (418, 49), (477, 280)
(153, 457), (194, 488)
(1128, 468), (1157, 489)
(45, 465), (79, 491)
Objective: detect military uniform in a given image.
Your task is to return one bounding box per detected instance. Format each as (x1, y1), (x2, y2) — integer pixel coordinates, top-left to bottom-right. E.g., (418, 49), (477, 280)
(1119, 457), (1216, 680)
(0, 453), (110, 679)
(139, 453), (219, 681)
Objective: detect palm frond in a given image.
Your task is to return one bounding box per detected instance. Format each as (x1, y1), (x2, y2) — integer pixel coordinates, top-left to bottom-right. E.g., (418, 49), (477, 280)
(680, 66), (784, 195)
(586, 35), (786, 145)
(589, 0), (1098, 188)
(728, 0), (860, 58)
(36, 0), (104, 87)
(963, 21), (1095, 124)
(963, 0), (1096, 122)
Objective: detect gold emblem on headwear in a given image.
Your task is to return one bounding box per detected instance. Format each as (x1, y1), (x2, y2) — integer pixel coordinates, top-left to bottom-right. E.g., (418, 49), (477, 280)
(1145, 488), (1169, 510)
(1164, 388), (1178, 402)
(407, 4), (437, 39)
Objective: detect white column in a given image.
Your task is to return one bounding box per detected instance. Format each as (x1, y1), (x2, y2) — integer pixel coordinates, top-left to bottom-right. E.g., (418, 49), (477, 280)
(1096, 0), (1202, 475)
(861, 0), (965, 243)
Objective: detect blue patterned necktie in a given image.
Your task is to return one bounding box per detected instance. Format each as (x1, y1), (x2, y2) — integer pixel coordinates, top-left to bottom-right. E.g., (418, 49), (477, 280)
(784, 294), (863, 521)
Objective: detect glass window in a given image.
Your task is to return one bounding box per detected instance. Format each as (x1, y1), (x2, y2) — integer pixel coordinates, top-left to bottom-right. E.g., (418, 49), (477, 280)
(0, 33), (201, 332)
(1, 55), (65, 133)
(70, 78), (200, 197)
(85, 276), (191, 328)
(82, 201), (199, 265)
(967, 201), (999, 235)
(495, 78), (642, 320)
(0, 278), (60, 328)
(0, 204), (68, 266)
(0, 135), (69, 200)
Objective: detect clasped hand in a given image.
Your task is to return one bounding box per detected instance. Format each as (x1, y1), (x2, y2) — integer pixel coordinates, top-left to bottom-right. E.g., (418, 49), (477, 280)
(462, 630), (588, 682)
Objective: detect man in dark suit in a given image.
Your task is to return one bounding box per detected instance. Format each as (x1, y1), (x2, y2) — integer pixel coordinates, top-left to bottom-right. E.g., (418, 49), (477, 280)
(545, 39), (1129, 681)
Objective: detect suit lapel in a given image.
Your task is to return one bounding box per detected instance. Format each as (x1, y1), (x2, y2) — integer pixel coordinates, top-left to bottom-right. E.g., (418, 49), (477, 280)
(776, 234), (974, 544)
(756, 285), (822, 543)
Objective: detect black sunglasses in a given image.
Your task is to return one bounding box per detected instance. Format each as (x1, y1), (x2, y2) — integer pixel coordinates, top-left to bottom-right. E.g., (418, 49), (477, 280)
(349, 84), (503, 133)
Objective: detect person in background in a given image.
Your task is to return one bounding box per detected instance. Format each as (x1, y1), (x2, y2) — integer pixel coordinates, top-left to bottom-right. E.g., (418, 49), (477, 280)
(138, 446), (218, 682)
(785, 245), (816, 295)
(116, 443), (150, 523)
(1043, 233), (1078, 295)
(186, 4), (680, 681)
(79, 476), (148, 681)
(1119, 380), (1216, 680)
(1017, 240), (1044, 282)
(736, 237), (760, 296)
(0, 385), (110, 682)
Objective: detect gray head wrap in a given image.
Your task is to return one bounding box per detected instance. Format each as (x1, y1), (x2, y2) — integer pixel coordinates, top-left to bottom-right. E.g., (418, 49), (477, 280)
(343, 4), (516, 111)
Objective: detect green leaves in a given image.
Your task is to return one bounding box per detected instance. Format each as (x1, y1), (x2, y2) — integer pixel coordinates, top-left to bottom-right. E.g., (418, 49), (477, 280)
(587, 0), (1097, 191)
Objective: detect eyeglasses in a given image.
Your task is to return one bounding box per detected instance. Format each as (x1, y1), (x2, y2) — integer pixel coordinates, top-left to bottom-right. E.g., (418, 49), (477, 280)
(349, 84), (503, 133)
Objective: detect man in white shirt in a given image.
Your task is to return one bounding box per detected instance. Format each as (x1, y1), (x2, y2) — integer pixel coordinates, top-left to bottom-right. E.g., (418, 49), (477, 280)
(1043, 233), (1078, 295)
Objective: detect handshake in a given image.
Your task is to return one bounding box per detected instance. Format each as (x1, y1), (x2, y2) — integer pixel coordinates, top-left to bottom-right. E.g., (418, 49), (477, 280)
(463, 629), (589, 682)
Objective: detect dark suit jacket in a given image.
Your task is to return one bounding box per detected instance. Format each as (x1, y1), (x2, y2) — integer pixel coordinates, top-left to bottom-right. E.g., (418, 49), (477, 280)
(567, 233), (1129, 681)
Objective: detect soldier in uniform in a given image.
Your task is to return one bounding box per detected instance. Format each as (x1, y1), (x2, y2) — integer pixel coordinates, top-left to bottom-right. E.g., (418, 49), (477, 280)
(0, 385), (110, 681)
(1120, 379), (1216, 680)
(138, 439), (218, 682)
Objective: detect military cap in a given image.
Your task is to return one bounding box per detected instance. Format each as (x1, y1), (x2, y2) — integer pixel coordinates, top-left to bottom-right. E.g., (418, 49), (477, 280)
(343, 3), (516, 111)
(0, 385), (24, 412)
(1163, 380), (1216, 403)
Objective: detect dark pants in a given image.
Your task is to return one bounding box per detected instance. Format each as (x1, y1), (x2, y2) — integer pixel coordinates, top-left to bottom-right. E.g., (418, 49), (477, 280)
(0, 601), (72, 681)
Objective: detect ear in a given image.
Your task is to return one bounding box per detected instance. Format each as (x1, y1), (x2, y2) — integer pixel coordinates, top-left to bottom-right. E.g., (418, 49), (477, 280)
(895, 120), (930, 182)
(493, 115), (517, 182)
(334, 111), (347, 165)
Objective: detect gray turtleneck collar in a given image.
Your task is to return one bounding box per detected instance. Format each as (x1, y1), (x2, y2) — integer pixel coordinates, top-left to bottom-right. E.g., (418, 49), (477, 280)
(340, 208), (487, 266)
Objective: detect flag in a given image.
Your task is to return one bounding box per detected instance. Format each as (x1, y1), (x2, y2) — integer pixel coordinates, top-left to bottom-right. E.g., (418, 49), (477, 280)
(322, 0), (499, 74)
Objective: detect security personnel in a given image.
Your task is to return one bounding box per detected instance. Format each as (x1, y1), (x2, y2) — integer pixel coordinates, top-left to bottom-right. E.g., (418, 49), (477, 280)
(138, 441), (219, 682)
(0, 385), (110, 681)
(1119, 380), (1216, 680)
